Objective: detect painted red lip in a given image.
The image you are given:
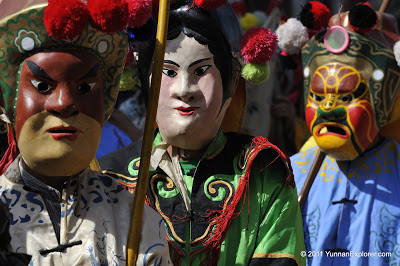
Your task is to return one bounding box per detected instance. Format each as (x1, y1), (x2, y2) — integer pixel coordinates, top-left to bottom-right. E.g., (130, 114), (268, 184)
(174, 106), (199, 116)
(46, 126), (83, 141)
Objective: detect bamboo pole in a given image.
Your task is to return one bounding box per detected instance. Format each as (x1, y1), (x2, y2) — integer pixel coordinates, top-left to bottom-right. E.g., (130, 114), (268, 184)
(379, 0), (391, 12)
(298, 148), (325, 208)
(126, 0), (170, 264)
(89, 158), (101, 171)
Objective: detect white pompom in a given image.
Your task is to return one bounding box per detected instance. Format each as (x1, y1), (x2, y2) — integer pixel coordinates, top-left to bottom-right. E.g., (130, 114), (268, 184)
(394, 40), (400, 67)
(275, 18), (309, 55)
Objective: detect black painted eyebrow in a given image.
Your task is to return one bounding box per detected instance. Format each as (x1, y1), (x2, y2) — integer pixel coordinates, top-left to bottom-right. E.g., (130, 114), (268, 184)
(78, 64), (99, 81)
(26, 60), (53, 81)
(189, 58), (211, 68)
(164, 60), (180, 67)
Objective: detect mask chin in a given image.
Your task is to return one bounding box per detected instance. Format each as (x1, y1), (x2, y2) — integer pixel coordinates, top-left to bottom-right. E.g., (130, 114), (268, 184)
(17, 112), (102, 177)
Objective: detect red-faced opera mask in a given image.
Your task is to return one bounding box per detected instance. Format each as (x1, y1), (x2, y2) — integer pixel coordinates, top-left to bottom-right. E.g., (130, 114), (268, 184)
(306, 64), (378, 160)
(302, 12), (400, 161)
(0, 1), (129, 176)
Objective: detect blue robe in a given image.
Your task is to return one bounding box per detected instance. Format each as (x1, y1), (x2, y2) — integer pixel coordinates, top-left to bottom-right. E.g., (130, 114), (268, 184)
(291, 138), (400, 265)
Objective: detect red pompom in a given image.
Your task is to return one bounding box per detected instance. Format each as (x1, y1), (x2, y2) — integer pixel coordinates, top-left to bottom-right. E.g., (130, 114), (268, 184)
(241, 27), (278, 64)
(231, 2), (247, 18)
(126, 0), (152, 28)
(87, 0), (129, 33)
(194, 0), (227, 10)
(44, 0), (89, 40)
(309, 1), (331, 30)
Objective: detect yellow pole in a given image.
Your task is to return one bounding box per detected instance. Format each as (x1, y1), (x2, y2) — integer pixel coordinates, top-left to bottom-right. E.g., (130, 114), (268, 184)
(379, 0), (391, 12)
(298, 148), (325, 208)
(126, 0), (170, 265)
(89, 158), (101, 171)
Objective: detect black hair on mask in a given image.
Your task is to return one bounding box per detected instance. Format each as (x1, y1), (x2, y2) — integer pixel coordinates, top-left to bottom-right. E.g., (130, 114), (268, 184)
(138, 0), (242, 106)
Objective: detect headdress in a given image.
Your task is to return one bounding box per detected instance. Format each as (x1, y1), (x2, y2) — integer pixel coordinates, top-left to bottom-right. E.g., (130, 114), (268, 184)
(276, 1), (400, 139)
(0, 0), (152, 173)
(139, 0), (277, 132)
(0, 0), (152, 125)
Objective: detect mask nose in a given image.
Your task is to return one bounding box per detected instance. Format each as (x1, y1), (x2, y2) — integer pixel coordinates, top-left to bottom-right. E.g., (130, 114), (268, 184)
(171, 72), (199, 102)
(317, 94), (347, 120)
(322, 94), (336, 111)
(45, 84), (79, 118)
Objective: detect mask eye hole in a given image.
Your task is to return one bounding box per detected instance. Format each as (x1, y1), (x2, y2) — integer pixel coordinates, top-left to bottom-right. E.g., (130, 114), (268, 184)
(338, 94), (354, 102)
(324, 26), (350, 54)
(77, 82), (96, 94)
(310, 92), (325, 102)
(194, 65), (211, 76)
(31, 80), (53, 94)
(162, 69), (177, 78)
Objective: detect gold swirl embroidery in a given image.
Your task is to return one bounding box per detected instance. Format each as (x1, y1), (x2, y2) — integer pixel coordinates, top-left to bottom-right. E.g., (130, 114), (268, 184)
(192, 179), (234, 244)
(238, 149), (246, 170)
(150, 174), (185, 244)
(374, 162), (382, 174)
(319, 156), (336, 182)
(103, 170), (137, 182)
(320, 161), (333, 182)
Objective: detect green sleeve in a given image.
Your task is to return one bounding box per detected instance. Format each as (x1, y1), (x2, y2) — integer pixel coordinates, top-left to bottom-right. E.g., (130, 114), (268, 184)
(250, 157), (306, 266)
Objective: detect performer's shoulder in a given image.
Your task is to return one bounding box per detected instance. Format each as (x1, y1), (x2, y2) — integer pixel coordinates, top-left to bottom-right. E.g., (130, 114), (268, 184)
(227, 132), (294, 187)
(98, 140), (142, 177)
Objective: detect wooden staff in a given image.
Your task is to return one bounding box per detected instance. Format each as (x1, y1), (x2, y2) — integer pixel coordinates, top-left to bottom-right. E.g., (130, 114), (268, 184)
(379, 0), (391, 12)
(298, 148), (325, 208)
(89, 158), (101, 171)
(126, 0), (170, 265)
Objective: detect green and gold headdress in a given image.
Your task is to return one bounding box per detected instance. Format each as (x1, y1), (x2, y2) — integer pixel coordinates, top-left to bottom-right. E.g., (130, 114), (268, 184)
(0, 0), (152, 125)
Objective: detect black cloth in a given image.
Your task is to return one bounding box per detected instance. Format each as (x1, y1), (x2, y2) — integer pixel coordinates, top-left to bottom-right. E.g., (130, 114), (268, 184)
(98, 140), (142, 176)
(0, 203), (31, 266)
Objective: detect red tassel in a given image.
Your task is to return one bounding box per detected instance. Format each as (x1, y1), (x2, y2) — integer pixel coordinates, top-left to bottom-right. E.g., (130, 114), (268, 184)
(186, 0), (196, 12)
(87, 0), (129, 33)
(172, 251), (182, 266)
(203, 136), (295, 265)
(126, 0), (152, 28)
(124, 48), (134, 67)
(0, 124), (19, 175)
(44, 0), (89, 40)
(194, 0), (227, 10)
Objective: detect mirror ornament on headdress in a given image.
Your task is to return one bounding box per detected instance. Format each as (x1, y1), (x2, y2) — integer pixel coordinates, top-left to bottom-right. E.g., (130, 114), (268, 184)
(276, 0), (400, 160)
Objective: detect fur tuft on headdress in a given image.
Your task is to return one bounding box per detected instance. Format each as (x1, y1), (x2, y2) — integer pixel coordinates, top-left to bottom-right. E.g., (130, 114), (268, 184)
(194, 0), (227, 10)
(349, 1), (377, 34)
(126, 0), (152, 28)
(300, 1), (331, 30)
(241, 27), (277, 64)
(240, 27), (277, 83)
(276, 18), (309, 55)
(44, 0), (89, 40)
(87, 0), (129, 33)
